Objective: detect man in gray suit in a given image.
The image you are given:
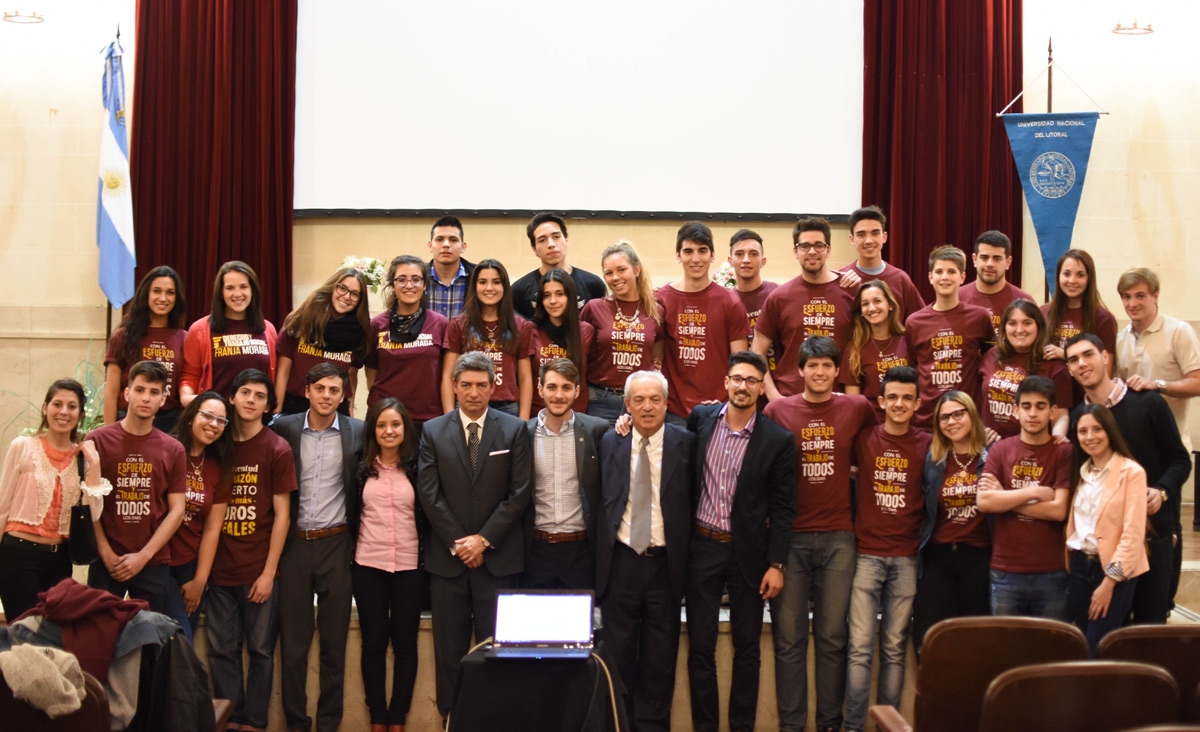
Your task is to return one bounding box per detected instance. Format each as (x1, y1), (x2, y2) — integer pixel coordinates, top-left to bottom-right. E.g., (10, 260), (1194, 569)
(270, 363), (365, 732)
(417, 351), (533, 721)
(521, 357), (610, 589)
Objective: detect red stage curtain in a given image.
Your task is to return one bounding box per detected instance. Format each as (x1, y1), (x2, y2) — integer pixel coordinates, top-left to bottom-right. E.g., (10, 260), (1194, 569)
(862, 0), (1024, 302)
(130, 0), (296, 326)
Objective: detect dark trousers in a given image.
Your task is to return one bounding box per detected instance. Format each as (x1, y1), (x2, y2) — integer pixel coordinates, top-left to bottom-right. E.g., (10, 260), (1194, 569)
(520, 538), (594, 590)
(87, 560), (172, 614)
(1131, 534), (1173, 624)
(429, 566), (517, 718)
(206, 582), (280, 729)
(601, 544), (680, 732)
(278, 532), (353, 732)
(0, 536), (72, 620)
(165, 560), (200, 644)
(911, 542), (991, 656)
(351, 563), (424, 725)
(685, 536), (763, 732)
(1069, 550), (1140, 657)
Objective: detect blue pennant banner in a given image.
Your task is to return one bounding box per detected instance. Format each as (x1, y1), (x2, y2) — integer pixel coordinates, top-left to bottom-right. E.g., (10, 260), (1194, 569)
(1002, 112), (1099, 296)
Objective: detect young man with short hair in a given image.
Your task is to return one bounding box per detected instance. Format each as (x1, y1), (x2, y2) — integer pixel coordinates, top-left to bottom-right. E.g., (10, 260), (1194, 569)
(754, 217), (856, 402)
(838, 206), (925, 319)
(727, 229), (777, 348)
(904, 245), (993, 428)
(657, 220), (751, 423)
(206, 368), (298, 732)
(511, 212), (608, 319)
(960, 229), (1035, 340)
(88, 360), (187, 615)
(763, 336), (877, 732)
(426, 215), (475, 319)
(844, 366), (931, 732)
(977, 375), (1072, 620)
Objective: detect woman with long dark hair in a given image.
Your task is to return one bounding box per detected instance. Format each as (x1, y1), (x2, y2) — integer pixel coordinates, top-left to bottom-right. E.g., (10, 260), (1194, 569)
(365, 255), (448, 431)
(531, 269), (594, 413)
(840, 279), (908, 420)
(181, 261), (277, 406)
(104, 266), (188, 432)
(274, 267), (372, 416)
(351, 398), (424, 732)
(0, 379), (110, 619)
(1042, 249), (1118, 363)
(979, 299), (1073, 439)
(440, 259), (534, 418)
(165, 390), (235, 642)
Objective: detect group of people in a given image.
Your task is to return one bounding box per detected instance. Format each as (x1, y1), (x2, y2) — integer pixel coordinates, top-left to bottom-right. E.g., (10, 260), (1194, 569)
(0, 207), (1197, 732)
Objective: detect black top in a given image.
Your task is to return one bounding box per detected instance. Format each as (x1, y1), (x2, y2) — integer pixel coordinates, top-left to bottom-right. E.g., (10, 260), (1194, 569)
(511, 266), (608, 320)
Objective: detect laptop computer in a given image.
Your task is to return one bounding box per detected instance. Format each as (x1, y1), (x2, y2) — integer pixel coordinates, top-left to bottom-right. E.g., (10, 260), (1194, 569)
(485, 589), (594, 660)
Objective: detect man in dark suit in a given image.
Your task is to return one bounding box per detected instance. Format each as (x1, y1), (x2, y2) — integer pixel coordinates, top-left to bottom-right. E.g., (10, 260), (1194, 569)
(685, 351), (796, 732)
(417, 351), (533, 721)
(596, 370), (694, 732)
(522, 357), (610, 589)
(271, 363), (365, 732)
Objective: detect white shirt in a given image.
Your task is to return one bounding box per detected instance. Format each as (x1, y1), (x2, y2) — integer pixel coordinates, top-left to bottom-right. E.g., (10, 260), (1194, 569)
(460, 409), (488, 445)
(1066, 456), (1110, 554)
(617, 424), (666, 549)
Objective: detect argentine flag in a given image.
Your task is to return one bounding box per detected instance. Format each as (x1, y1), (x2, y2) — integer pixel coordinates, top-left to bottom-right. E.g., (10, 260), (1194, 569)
(97, 40), (136, 309)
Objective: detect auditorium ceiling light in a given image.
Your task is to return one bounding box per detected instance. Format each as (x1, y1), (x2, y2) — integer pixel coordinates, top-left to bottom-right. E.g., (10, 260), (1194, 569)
(1112, 17), (1153, 34)
(2, 9), (44, 23)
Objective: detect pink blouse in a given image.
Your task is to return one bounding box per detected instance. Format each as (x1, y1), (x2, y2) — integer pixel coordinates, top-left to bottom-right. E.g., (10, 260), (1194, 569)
(355, 461), (419, 572)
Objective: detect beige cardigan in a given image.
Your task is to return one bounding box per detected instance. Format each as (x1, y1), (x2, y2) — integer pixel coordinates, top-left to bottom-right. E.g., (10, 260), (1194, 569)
(1065, 454), (1150, 580)
(0, 436), (107, 537)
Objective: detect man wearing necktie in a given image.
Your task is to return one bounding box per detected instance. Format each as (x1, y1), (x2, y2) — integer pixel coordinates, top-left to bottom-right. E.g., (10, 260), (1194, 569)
(417, 351), (532, 723)
(595, 370), (694, 732)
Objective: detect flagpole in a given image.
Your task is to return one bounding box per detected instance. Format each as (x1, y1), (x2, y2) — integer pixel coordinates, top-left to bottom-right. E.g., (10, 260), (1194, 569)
(1044, 37), (1053, 302)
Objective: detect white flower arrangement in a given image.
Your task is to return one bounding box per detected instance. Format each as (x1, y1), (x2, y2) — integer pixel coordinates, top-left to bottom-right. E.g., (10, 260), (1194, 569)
(712, 261), (738, 289)
(341, 255), (388, 294)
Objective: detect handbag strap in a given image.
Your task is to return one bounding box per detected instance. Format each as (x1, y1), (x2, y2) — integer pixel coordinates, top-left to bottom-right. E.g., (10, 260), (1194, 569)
(75, 451), (87, 506)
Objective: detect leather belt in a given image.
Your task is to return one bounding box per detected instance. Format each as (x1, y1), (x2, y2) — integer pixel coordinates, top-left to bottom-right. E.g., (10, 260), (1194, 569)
(2, 534), (64, 553)
(533, 529), (588, 544)
(621, 542), (664, 557)
(294, 524), (349, 540)
(693, 524), (733, 543)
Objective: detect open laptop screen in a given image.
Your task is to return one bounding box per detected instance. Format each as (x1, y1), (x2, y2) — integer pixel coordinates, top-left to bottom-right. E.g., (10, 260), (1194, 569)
(493, 591), (594, 646)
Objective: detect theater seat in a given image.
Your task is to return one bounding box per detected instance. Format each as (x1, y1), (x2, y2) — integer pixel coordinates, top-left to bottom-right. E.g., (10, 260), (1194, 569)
(0, 668), (110, 731)
(869, 616), (1088, 732)
(1099, 625), (1200, 722)
(979, 661), (1177, 732)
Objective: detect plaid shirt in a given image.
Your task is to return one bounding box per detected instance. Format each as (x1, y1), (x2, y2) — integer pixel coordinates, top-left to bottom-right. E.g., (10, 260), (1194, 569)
(427, 261), (469, 319)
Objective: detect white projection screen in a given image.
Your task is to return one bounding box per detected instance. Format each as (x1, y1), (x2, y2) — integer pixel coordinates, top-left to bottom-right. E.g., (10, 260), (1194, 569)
(294, 0), (863, 217)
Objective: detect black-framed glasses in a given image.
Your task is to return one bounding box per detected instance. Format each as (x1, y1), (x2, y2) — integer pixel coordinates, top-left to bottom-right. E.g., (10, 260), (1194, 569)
(197, 410), (230, 427)
(334, 282), (362, 301)
(795, 243), (830, 252)
(392, 276), (425, 288)
(728, 375), (763, 387)
(937, 408), (969, 424)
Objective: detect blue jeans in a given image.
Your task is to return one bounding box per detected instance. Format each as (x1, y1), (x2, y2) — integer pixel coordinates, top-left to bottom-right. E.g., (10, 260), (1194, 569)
(990, 568), (1070, 621)
(205, 582), (280, 729)
(768, 530), (856, 732)
(1068, 551), (1139, 657)
(844, 554), (918, 731)
(585, 386), (626, 427)
(165, 560), (200, 644)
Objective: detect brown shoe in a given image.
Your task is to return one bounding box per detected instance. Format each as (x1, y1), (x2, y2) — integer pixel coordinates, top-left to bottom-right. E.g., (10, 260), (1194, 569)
(388, 726), (405, 732)
(370, 725), (387, 732)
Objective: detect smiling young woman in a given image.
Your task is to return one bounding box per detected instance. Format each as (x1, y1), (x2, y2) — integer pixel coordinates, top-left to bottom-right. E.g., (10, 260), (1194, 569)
(530, 269), (594, 413)
(841, 279), (908, 420)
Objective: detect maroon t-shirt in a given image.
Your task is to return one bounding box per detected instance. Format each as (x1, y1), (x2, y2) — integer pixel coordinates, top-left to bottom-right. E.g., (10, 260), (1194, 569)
(931, 453), (992, 547)
(211, 428), (297, 587)
(531, 322), (595, 413)
(1041, 304), (1118, 354)
(755, 275), (855, 396)
(904, 303), (993, 429)
(104, 327), (187, 412)
(853, 425), (933, 556)
(982, 437), (1072, 574)
(960, 282), (1036, 341)
(580, 298), (662, 390)
(276, 330), (363, 400)
(210, 320), (274, 399)
(764, 392), (877, 533)
(839, 262), (926, 320)
(167, 456), (229, 567)
(656, 282), (752, 417)
(979, 351), (1074, 438)
(444, 315), (535, 404)
(736, 281), (778, 348)
(838, 336), (910, 421)
(364, 310), (448, 422)
(90, 422), (187, 566)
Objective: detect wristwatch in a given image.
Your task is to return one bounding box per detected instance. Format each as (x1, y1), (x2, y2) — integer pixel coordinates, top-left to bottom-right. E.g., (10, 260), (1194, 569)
(1160, 489), (1169, 504)
(1155, 378), (1168, 392)
(769, 562), (786, 572)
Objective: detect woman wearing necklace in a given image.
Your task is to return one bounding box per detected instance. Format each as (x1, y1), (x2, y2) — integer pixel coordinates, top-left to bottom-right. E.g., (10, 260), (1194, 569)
(580, 241), (663, 426)
(841, 279), (908, 420)
(365, 255), (449, 434)
(441, 259), (534, 418)
(979, 299), (1073, 439)
(911, 391), (994, 655)
(531, 269), (595, 413)
(0, 379), (110, 620)
(166, 390), (235, 642)
(274, 267), (373, 416)
(1066, 404), (1149, 656)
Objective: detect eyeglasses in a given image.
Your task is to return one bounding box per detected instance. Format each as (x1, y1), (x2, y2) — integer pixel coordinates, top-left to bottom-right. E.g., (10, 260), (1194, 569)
(196, 410), (230, 427)
(728, 375), (763, 387)
(937, 408), (969, 424)
(334, 282), (362, 302)
(392, 276), (425, 288)
(795, 243), (830, 252)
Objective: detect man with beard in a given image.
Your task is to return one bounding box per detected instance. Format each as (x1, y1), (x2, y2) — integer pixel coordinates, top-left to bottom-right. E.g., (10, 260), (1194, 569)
(961, 230), (1034, 341)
